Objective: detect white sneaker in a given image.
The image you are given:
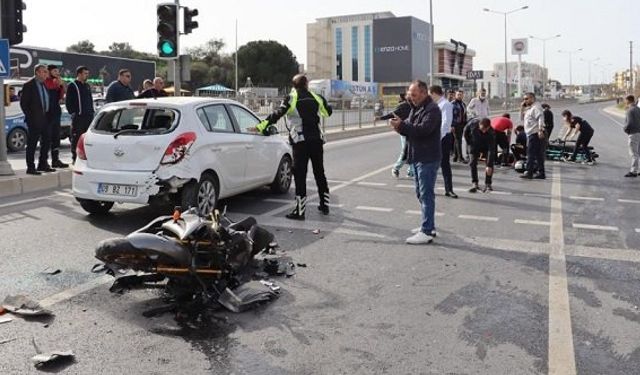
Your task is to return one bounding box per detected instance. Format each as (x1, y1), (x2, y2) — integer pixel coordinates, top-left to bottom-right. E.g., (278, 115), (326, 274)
(411, 227), (437, 237)
(406, 231), (434, 244)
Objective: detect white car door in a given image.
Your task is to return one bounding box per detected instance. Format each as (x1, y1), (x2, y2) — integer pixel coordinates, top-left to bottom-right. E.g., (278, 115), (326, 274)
(227, 104), (277, 185)
(196, 105), (247, 192)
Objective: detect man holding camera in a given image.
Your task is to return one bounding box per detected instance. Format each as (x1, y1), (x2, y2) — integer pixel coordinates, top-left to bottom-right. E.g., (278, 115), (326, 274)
(520, 93), (546, 180)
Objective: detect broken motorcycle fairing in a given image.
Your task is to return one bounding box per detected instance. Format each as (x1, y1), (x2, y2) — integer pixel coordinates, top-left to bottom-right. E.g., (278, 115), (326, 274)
(95, 208), (275, 297)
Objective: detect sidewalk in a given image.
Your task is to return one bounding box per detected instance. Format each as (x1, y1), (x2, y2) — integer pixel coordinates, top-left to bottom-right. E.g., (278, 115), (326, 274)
(0, 123), (391, 199)
(601, 104), (625, 119)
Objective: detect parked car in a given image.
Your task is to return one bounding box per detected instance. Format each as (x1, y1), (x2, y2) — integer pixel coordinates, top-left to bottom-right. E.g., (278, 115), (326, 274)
(72, 97), (293, 215)
(5, 79), (72, 152)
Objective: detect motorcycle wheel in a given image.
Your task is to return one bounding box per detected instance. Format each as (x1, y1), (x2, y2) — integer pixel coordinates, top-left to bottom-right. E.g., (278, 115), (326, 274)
(95, 238), (155, 270)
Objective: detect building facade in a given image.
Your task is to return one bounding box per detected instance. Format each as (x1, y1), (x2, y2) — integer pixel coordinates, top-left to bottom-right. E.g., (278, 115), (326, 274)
(475, 61), (547, 98)
(434, 41), (475, 90)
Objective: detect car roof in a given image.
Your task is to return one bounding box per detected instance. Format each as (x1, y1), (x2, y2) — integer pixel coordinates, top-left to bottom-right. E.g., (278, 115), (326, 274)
(100, 97), (241, 110)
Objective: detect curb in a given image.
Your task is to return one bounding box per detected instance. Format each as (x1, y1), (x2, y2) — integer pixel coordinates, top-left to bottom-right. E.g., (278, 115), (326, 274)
(0, 169), (72, 199)
(0, 126), (391, 199)
(601, 105), (625, 119)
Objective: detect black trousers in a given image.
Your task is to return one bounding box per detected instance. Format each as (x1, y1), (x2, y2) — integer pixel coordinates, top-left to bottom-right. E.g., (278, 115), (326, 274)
(26, 120), (51, 170)
(48, 111), (62, 162)
(571, 131), (593, 161)
(526, 134), (545, 175)
(452, 123), (465, 161)
(292, 139), (329, 198)
(469, 148), (494, 184)
(440, 133), (454, 192)
(70, 115), (93, 162)
(495, 131), (510, 164)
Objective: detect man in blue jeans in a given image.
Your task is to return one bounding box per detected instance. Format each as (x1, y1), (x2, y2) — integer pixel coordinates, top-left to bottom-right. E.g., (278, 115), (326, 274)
(390, 80), (442, 244)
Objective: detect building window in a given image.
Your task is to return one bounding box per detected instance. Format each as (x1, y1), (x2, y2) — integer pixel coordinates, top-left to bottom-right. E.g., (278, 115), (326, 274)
(364, 25), (371, 82)
(336, 28), (342, 80)
(351, 26), (358, 81)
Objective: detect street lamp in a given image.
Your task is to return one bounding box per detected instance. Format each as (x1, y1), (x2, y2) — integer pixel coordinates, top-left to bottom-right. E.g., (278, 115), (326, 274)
(594, 62), (613, 97)
(558, 48), (583, 95)
(580, 57), (600, 96)
(529, 34), (561, 97)
(483, 5), (529, 106)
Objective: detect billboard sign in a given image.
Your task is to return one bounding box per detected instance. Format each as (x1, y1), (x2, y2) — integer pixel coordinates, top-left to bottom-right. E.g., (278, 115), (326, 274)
(511, 38), (528, 55)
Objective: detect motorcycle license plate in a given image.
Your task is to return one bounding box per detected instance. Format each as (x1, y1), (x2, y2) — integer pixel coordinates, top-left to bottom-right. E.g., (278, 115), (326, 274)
(97, 183), (137, 197)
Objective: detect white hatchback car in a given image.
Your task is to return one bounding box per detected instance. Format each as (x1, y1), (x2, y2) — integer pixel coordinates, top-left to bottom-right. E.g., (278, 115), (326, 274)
(72, 97), (292, 215)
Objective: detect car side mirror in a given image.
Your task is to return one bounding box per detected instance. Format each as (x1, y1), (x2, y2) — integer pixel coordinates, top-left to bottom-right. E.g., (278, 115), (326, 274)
(268, 125), (279, 136)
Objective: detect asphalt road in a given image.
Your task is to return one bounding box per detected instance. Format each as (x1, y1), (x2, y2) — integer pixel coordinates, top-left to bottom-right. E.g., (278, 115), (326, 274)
(1, 101), (639, 374)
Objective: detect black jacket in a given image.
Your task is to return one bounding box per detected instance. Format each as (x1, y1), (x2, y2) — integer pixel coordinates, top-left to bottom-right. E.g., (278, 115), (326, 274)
(625, 106), (640, 134)
(464, 119), (496, 159)
(137, 88), (168, 99)
(19, 78), (48, 126)
(452, 99), (467, 125)
(398, 96), (441, 163)
(379, 100), (412, 120)
(570, 116), (593, 135)
(266, 89), (333, 142)
(105, 80), (135, 103)
(543, 108), (554, 136)
(65, 80), (94, 117)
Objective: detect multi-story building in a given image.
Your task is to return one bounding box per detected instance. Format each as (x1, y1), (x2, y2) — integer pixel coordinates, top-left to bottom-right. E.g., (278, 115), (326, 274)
(475, 61), (547, 98)
(434, 41), (475, 90)
(614, 66), (639, 93)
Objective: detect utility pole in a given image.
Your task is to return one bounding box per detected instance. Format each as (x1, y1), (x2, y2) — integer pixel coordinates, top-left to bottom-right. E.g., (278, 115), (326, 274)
(429, 0), (434, 86)
(630, 41), (634, 94)
(235, 19), (238, 96)
(172, 0), (181, 97)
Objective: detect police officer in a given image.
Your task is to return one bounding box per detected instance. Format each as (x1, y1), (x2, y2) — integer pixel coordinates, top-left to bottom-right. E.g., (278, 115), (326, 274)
(259, 74), (332, 220)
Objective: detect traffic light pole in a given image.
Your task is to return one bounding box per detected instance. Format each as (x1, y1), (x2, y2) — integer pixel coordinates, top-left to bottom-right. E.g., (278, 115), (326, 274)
(0, 14), (16, 176)
(172, 0), (181, 97)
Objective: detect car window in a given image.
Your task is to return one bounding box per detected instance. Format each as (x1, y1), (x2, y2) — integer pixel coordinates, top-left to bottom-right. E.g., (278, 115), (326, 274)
(228, 105), (261, 134)
(93, 107), (177, 134)
(197, 105), (234, 133)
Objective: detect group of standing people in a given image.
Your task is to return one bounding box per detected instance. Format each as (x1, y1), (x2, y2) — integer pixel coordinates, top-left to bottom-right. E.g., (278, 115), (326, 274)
(20, 65), (168, 175)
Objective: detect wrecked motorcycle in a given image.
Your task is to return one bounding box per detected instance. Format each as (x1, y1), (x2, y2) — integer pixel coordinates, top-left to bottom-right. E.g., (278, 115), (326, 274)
(95, 208), (278, 311)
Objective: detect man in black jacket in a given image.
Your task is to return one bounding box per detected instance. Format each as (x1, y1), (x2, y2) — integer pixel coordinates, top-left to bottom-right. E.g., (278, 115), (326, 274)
(20, 64), (53, 175)
(137, 77), (169, 99)
(377, 92), (413, 178)
(451, 89), (468, 163)
(390, 80), (441, 245)
(464, 117), (496, 192)
(105, 69), (135, 103)
(624, 95), (640, 177)
(262, 74), (332, 220)
(65, 66), (95, 163)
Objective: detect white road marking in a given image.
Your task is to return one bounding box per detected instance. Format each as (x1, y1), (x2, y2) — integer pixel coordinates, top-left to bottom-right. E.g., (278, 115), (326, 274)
(569, 196), (604, 202)
(548, 167), (577, 375)
(54, 191), (74, 198)
(460, 236), (550, 255)
(395, 184), (415, 188)
(618, 198), (640, 204)
(405, 210), (445, 217)
(458, 215), (499, 222)
(572, 223), (619, 231)
(334, 228), (388, 239)
(356, 181), (387, 187)
(327, 203), (344, 208)
(636, 228), (640, 233)
(0, 193), (62, 209)
(565, 245), (640, 264)
(599, 108), (625, 127)
(356, 206), (393, 213)
(514, 219), (551, 226)
(40, 275), (114, 308)
(489, 191), (513, 195)
(523, 193), (552, 198)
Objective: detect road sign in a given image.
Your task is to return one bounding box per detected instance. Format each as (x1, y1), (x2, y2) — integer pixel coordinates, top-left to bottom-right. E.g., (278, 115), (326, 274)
(511, 38), (528, 55)
(466, 70), (483, 80)
(0, 39), (9, 78)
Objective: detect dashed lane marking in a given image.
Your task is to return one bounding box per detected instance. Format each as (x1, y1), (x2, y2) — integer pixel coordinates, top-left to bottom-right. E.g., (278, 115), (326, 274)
(523, 193), (552, 198)
(569, 196), (605, 202)
(636, 228), (640, 233)
(618, 198), (640, 204)
(334, 228), (388, 239)
(458, 214), (499, 222)
(327, 203), (344, 208)
(572, 223), (619, 231)
(40, 275), (113, 308)
(514, 219), (551, 226)
(488, 191), (513, 195)
(395, 184), (415, 188)
(405, 210), (445, 217)
(356, 206), (393, 213)
(356, 181), (387, 187)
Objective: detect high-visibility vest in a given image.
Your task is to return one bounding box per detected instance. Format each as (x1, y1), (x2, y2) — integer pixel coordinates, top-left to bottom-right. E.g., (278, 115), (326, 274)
(286, 89), (329, 144)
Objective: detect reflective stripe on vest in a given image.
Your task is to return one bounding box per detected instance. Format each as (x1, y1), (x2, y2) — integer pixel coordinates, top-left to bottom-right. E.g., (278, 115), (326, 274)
(286, 89), (329, 117)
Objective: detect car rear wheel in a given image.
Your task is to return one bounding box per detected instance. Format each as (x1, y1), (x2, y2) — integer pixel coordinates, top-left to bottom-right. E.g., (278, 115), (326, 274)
(77, 198), (114, 215)
(7, 128), (27, 152)
(270, 156), (292, 194)
(180, 174), (218, 215)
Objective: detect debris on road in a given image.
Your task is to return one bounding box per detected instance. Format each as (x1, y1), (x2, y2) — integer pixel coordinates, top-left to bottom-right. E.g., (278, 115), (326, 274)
(31, 338), (75, 368)
(0, 337), (17, 345)
(41, 267), (61, 276)
(0, 316), (13, 324)
(312, 229), (320, 234)
(218, 281), (279, 313)
(262, 256), (296, 277)
(296, 263), (307, 268)
(108, 274), (166, 294)
(2, 295), (52, 317)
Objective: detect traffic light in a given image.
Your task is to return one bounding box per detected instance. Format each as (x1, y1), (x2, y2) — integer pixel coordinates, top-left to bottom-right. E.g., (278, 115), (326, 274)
(183, 7), (198, 35)
(157, 3), (178, 59)
(1, 0), (26, 46)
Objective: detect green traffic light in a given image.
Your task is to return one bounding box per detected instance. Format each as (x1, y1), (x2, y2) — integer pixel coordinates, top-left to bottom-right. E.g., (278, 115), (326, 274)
(160, 41), (175, 55)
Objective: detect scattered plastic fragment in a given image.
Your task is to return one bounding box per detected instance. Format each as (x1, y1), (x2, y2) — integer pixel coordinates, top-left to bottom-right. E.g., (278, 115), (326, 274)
(41, 267), (61, 276)
(312, 229), (320, 234)
(217, 281), (279, 313)
(0, 316), (12, 324)
(2, 295), (52, 317)
(31, 338), (75, 368)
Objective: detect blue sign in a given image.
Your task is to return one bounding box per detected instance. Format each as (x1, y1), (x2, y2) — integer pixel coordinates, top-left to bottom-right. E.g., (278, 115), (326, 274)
(0, 39), (9, 78)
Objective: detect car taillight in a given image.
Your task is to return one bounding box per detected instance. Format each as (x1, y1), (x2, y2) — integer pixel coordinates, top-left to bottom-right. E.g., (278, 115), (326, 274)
(77, 133), (87, 160)
(161, 132), (196, 165)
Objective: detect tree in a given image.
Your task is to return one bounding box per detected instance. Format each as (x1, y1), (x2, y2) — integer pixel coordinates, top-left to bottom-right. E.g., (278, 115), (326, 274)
(236, 40), (299, 90)
(66, 40), (96, 54)
(185, 39), (235, 90)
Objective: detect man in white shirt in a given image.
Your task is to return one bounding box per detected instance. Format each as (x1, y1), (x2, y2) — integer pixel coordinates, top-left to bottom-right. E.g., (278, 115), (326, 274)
(467, 88), (490, 119)
(430, 85), (457, 198)
(520, 92), (546, 179)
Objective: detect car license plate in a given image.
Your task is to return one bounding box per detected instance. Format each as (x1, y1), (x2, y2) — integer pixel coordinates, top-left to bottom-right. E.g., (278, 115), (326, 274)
(97, 183), (138, 197)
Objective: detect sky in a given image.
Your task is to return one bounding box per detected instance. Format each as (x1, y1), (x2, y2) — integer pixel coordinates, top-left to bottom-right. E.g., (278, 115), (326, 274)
(20, 0), (640, 85)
